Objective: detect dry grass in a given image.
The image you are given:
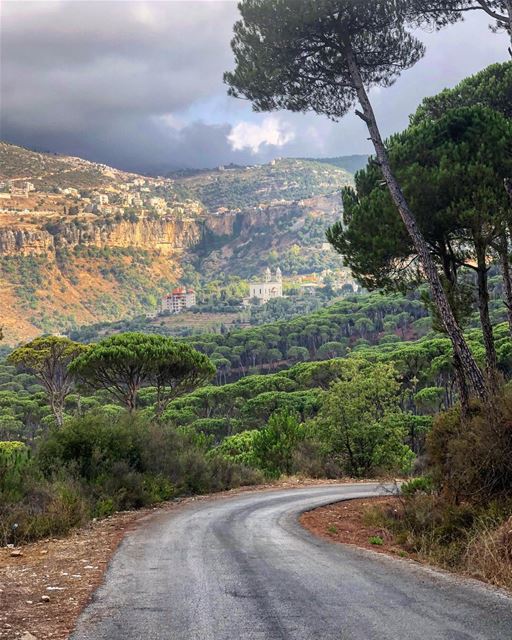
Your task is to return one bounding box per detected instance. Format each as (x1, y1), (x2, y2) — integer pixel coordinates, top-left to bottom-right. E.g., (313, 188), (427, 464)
(463, 516), (512, 590)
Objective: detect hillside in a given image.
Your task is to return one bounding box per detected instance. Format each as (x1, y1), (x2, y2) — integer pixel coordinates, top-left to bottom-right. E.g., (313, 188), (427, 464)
(168, 157), (353, 210)
(0, 142), (154, 192)
(0, 143), (354, 345)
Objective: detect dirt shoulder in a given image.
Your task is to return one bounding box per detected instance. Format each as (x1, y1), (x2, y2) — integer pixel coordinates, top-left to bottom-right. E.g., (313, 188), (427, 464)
(300, 496), (512, 593)
(1, 478), (375, 640)
(0, 509), (146, 640)
(300, 496), (408, 558)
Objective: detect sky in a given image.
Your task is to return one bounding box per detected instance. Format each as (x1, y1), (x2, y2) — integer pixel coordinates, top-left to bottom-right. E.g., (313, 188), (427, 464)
(0, 1), (509, 174)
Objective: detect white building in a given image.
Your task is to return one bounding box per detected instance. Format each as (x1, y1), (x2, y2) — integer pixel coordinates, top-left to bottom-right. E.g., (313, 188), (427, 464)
(93, 193), (109, 205)
(63, 187), (80, 197)
(10, 184), (29, 197)
(249, 267), (283, 304)
(161, 287), (197, 314)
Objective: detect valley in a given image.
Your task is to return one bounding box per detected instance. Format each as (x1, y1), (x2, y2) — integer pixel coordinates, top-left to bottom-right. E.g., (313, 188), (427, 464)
(0, 142), (357, 345)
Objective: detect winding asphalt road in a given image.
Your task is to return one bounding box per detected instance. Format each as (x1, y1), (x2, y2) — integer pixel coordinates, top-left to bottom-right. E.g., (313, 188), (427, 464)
(71, 484), (512, 640)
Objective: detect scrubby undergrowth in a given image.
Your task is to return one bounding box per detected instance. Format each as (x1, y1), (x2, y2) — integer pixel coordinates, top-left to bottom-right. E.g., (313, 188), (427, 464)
(0, 412), (264, 545)
(363, 385), (512, 590)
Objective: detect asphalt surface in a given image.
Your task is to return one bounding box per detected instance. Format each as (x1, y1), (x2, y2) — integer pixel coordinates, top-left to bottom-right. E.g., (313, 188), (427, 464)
(71, 484), (512, 640)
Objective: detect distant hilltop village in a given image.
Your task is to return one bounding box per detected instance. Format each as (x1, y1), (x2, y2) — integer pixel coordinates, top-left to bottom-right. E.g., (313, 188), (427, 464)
(0, 174), (203, 219)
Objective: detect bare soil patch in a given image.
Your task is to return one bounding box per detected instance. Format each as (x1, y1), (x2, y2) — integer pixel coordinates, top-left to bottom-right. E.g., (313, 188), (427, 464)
(0, 509), (148, 640)
(300, 496), (409, 557)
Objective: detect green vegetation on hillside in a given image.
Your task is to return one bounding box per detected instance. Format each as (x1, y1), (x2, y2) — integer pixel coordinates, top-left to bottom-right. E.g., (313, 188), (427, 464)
(170, 158), (353, 210)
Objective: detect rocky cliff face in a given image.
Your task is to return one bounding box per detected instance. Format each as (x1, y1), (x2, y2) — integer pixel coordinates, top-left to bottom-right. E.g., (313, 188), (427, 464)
(203, 202), (304, 238)
(0, 194), (340, 259)
(0, 194), (342, 345)
(0, 228), (54, 256)
(199, 194), (342, 276)
(0, 217), (203, 258)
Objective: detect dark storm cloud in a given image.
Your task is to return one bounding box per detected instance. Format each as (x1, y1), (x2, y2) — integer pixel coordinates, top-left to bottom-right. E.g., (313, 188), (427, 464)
(0, 1), (509, 172)
(1, 1), (244, 170)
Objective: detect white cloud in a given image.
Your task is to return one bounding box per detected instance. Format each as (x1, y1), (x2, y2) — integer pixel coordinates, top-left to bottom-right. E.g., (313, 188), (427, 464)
(159, 113), (186, 131)
(228, 116), (295, 154)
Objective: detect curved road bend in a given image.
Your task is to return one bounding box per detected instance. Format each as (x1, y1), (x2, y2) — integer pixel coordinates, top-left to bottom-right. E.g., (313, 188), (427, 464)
(71, 484), (512, 640)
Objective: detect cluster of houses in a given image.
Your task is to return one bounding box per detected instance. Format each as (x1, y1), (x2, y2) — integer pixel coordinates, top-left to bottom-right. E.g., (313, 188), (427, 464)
(0, 180), (36, 198)
(0, 171), (178, 217)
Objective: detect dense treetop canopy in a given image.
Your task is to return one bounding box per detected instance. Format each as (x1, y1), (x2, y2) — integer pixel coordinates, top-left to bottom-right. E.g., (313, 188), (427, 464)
(411, 62), (512, 125)
(69, 332), (215, 412)
(224, 0), (425, 119)
(328, 106), (512, 291)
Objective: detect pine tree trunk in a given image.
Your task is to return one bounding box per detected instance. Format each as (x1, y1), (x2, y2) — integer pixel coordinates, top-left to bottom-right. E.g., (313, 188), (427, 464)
(126, 389), (137, 413)
(439, 249), (470, 415)
(344, 42), (487, 401)
(498, 233), (512, 336)
(475, 239), (498, 389)
(507, 1), (512, 55)
(51, 395), (64, 428)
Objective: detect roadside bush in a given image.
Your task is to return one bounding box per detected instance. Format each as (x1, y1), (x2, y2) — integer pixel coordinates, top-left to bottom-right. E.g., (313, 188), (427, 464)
(427, 387), (512, 502)
(0, 441), (30, 499)
(38, 412), (262, 508)
(401, 476), (433, 497)
(202, 454), (264, 492)
(362, 387), (512, 589)
(252, 410), (305, 478)
(464, 514), (512, 589)
(213, 430), (260, 468)
(290, 438), (332, 478)
(0, 477), (90, 545)
(37, 412), (145, 483)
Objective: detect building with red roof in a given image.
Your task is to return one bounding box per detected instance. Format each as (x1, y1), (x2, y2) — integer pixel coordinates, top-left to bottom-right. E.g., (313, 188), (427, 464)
(161, 287), (196, 314)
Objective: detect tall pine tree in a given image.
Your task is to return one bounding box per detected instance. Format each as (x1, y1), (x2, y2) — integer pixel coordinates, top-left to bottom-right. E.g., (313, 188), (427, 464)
(225, 0), (487, 398)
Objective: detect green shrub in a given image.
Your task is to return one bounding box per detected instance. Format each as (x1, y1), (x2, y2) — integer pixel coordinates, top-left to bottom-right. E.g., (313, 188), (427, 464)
(95, 497), (116, 518)
(427, 387), (512, 502)
(252, 410), (305, 478)
(36, 412), (262, 515)
(0, 477), (90, 545)
(401, 476), (433, 497)
(0, 441), (30, 498)
(213, 430), (260, 468)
